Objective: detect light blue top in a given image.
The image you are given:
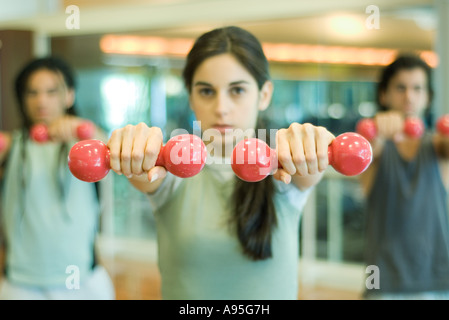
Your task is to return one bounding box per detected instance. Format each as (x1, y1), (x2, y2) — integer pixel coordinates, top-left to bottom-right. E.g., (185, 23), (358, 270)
(148, 158), (311, 300)
(1, 131), (100, 287)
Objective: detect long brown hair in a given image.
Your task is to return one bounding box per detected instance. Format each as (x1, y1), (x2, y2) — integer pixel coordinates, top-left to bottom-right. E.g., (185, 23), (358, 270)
(183, 26), (276, 260)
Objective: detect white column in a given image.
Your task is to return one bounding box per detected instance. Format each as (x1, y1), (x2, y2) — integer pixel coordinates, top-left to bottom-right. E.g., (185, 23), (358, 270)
(299, 187), (317, 287)
(327, 177), (343, 262)
(434, 0), (449, 116)
(33, 32), (51, 57)
(150, 73), (167, 133)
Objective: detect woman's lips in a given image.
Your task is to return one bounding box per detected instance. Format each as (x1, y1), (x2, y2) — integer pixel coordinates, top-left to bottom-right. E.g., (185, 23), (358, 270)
(34, 110), (50, 119)
(212, 125), (233, 134)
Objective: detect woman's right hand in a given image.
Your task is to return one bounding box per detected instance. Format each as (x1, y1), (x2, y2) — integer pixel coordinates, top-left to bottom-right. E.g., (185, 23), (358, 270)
(107, 122), (167, 189)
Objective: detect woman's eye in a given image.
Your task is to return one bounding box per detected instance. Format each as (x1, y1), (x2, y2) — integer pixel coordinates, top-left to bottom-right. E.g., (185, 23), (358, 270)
(199, 87), (214, 96)
(395, 85), (406, 92)
(414, 86), (423, 92)
(26, 91), (37, 97)
(230, 87), (245, 95)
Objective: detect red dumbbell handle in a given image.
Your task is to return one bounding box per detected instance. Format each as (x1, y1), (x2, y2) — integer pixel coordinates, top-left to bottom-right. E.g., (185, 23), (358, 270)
(68, 134), (207, 183)
(356, 117), (424, 141)
(231, 132), (373, 182)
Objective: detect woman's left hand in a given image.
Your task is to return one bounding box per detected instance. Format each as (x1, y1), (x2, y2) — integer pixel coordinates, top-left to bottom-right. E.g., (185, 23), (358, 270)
(274, 123), (335, 185)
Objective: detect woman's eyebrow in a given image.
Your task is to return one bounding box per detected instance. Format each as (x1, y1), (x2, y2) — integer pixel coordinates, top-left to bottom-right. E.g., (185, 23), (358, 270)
(26, 85), (59, 92)
(194, 80), (250, 87)
(229, 80), (250, 86)
(194, 81), (212, 87)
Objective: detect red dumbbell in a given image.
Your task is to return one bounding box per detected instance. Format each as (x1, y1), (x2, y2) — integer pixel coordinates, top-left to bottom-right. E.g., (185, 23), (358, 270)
(30, 121), (96, 143)
(76, 121), (96, 140)
(437, 114), (449, 136)
(356, 116), (424, 141)
(68, 134), (207, 183)
(30, 124), (50, 143)
(0, 132), (7, 152)
(231, 132), (373, 182)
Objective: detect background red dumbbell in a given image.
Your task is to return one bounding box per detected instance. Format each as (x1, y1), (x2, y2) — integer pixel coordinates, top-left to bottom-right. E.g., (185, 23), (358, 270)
(231, 132), (373, 182)
(0, 132), (7, 152)
(68, 134), (207, 183)
(356, 116), (424, 141)
(30, 121), (96, 143)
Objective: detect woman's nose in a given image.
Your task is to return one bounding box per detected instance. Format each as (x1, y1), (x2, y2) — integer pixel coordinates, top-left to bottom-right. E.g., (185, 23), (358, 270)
(214, 92), (231, 116)
(33, 92), (48, 106)
(404, 88), (415, 102)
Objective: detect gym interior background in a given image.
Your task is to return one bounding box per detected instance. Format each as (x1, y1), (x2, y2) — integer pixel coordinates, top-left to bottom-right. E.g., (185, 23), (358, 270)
(1, 0), (448, 299)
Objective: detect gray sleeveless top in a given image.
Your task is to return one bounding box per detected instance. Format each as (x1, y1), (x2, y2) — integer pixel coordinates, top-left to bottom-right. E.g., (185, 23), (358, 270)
(364, 133), (449, 296)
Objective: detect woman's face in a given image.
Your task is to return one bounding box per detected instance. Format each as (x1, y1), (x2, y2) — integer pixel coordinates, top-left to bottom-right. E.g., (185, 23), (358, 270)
(189, 53), (272, 155)
(24, 69), (74, 125)
(380, 67), (430, 117)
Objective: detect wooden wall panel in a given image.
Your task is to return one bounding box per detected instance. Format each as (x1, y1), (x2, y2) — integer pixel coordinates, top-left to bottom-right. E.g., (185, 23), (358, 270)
(0, 30), (34, 131)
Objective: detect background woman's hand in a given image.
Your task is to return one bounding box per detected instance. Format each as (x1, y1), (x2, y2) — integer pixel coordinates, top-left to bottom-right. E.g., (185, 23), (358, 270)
(374, 110), (405, 141)
(47, 115), (86, 142)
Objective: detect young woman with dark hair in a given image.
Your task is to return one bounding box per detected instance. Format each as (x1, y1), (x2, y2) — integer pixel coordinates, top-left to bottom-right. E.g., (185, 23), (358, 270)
(107, 26), (336, 300)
